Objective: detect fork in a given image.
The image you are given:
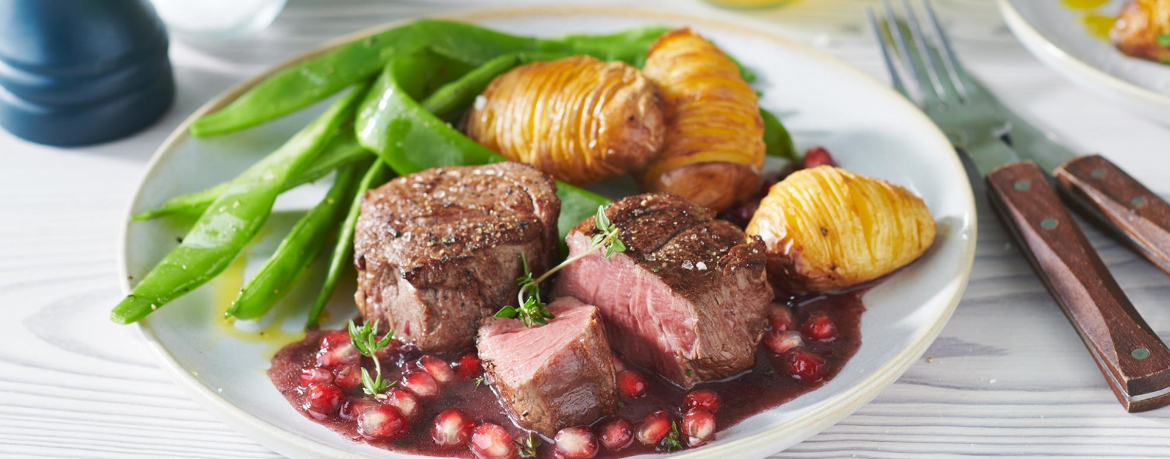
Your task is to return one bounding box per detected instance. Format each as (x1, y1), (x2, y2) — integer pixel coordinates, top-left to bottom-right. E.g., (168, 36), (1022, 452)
(869, 0), (1170, 412)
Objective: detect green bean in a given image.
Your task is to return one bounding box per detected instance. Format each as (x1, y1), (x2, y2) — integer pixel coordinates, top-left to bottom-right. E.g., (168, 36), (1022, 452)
(356, 56), (609, 242)
(191, 20), (673, 137)
(225, 160), (370, 320)
(110, 81), (372, 325)
(306, 160), (393, 328)
(132, 131), (371, 221)
(761, 107), (797, 161)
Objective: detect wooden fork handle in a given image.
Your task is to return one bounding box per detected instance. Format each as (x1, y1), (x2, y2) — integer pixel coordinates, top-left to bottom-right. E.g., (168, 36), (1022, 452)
(1054, 155), (1170, 277)
(987, 161), (1170, 412)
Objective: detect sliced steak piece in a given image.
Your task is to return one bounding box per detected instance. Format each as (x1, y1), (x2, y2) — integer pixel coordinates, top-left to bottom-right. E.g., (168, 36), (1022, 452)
(354, 162), (559, 352)
(477, 297), (619, 437)
(551, 193), (772, 388)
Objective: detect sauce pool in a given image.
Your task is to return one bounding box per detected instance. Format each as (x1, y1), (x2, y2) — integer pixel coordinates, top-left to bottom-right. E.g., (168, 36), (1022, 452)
(269, 289), (866, 458)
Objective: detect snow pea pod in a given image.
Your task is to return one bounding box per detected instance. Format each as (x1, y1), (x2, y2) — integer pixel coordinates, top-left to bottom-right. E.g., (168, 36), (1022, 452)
(132, 131), (371, 221)
(760, 108), (797, 161)
(111, 81), (371, 325)
(192, 20), (673, 137)
(306, 160), (393, 328)
(226, 160), (370, 320)
(355, 56), (608, 242)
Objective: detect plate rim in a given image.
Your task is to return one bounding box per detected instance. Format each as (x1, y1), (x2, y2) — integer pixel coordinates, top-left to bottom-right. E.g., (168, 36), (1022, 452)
(118, 5), (977, 458)
(999, 0), (1170, 114)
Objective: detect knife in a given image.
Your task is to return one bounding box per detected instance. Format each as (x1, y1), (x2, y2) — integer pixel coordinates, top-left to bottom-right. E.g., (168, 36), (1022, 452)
(969, 78), (1170, 277)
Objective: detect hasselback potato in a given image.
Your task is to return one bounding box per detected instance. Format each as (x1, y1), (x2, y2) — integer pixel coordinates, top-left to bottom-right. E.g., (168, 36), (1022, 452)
(746, 166), (936, 293)
(639, 28), (765, 212)
(1111, 0), (1170, 63)
(464, 55), (665, 186)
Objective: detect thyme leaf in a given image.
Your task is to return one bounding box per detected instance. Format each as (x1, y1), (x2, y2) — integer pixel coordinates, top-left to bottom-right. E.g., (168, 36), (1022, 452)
(660, 421), (685, 451)
(516, 432), (540, 458)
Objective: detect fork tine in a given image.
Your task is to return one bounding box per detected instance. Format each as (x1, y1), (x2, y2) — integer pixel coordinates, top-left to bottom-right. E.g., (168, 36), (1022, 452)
(901, 0), (949, 103)
(881, 1), (936, 104)
(920, 0), (969, 98)
(866, 7), (910, 99)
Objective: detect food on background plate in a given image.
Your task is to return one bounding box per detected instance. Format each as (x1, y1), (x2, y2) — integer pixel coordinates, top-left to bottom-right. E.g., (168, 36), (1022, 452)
(551, 193), (773, 388)
(353, 162), (560, 352)
(639, 28), (766, 211)
(748, 166), (936, 293)
(478, 297), (619, 437)
(1112, 0), (1170, 63)
(117, 14), (940, 458)
(464, 55), (666, 186)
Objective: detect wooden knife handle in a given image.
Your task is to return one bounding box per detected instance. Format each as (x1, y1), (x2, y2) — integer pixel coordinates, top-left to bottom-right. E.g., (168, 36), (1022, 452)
(1054, 155), (1170, 276)
(987, 161), (1170, 412)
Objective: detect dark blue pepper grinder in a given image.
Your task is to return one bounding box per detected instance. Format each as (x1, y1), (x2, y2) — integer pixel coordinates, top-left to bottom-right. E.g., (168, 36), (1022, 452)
(0, 0), (174, 146)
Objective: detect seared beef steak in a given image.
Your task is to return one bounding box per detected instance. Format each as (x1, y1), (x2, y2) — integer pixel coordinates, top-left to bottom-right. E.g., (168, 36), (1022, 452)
(477, 297), (619, 437)
(551, 193), (772, 388)
(354, 162), (559, 352)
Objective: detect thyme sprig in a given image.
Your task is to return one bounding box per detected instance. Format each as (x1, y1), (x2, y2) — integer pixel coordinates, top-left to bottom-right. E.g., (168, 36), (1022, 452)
(516, 432), (541, 458)
(660, 421), (684, 451)
(495, 205), (626, 327)
(348, 319), (396, 397)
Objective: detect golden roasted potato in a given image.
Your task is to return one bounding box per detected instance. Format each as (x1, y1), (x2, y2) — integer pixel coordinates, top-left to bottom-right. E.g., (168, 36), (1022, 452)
(463, 55), (665, 186)
(1112, 0), (1170, 63)
(746, 166), (936, 293)
(639, 28), (765, 212)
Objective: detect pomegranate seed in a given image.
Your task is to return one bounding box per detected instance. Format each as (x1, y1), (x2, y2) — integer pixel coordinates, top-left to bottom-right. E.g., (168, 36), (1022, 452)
(381, 388), (420, 419)
(469, 423), (517, 459)
(610, 354), (627, 373)
(316, 341), (360, 368)
(800, 146), (838, 169)
(454, 353), (483, 379)
(340, 396), (378, 420)
(318, 330), (349, 349)
(763, 330), (803, 354)
(431, 408), (476, 447)
(683, 389), (722, 413)
(554, 426), (599, 459)
(357, 404), (407, 440)
(617, 370), (647, 399)
(682, 408), (716, 447)
(418, 355), (456, 384)
(332, 365), (362, 392)
(635, 411), (672, 446)
(801, 310), (838, 342)
(767, 304), (795, 331)
(302, 383), (344, 419)
(298, 367), (333, 387)
(784, 348), (827, 381)
(598, 418), (633, 451)
(403, 371), (440, 399)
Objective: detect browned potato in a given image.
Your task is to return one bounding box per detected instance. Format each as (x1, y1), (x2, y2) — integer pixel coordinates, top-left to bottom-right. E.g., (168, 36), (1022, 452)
(1112, 0), (1170, 63)
(746, 166), (936, 293)
(639, 28), (765, 212)
(463, 55), (665, 186)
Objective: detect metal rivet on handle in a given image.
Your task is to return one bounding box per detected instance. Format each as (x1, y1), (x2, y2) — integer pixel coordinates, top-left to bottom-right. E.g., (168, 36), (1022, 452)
(1090, 169), (1106, 179)
(1040, 218), (1058, 229)
(1013, 180), (1031, 191)
(1132, 348), (1150, 360)
(1131, 196), (1148, 206)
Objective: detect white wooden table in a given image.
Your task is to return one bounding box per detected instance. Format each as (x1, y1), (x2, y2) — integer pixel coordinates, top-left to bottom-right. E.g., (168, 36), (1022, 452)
(4, 1), (1170, 457)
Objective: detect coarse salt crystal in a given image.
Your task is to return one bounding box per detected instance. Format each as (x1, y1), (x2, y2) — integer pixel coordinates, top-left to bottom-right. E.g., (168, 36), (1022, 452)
(696, 262), (707, 270)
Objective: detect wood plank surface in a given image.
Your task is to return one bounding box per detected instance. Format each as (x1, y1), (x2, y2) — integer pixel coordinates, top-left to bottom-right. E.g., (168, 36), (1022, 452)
(4, 0), (1170, 457)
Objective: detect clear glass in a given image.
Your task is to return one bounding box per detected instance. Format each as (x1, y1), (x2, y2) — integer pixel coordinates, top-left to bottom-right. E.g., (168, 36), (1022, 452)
(149, 0), (288, 41)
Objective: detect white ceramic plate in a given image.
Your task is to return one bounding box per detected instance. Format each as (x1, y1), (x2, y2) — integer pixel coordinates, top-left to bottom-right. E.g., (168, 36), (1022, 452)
(120, 6), (976, 459)
(1000, 0), (1170, 123)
